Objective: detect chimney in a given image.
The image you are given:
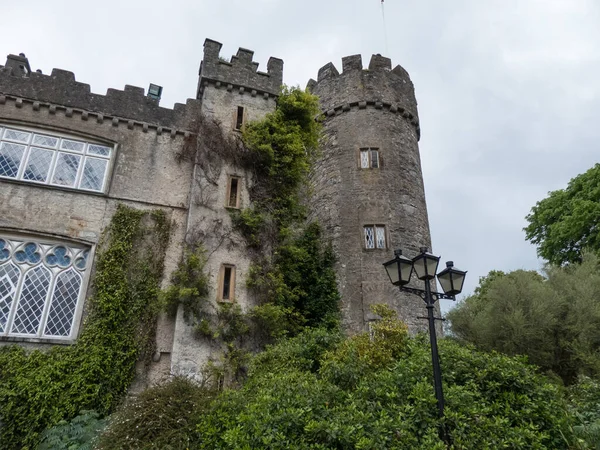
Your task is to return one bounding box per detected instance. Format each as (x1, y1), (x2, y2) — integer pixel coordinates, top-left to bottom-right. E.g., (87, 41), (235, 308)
(4, 53), (31, 77)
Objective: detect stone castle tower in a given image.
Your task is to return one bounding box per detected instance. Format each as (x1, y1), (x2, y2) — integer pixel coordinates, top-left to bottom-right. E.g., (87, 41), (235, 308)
(308, 54), (433, 333)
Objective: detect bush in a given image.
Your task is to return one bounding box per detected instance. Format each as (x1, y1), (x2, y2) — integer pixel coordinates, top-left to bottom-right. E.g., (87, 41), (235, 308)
(38, 410), (106, 450)
(447, 255), (600, 384)
(96, 377), (216, 450)
(198, 312), (570, 449)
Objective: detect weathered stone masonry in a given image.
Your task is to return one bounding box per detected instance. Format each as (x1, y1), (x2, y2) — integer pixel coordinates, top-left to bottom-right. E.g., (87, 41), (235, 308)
(308, 53), (435, 333)
(0, 39), (433, 383)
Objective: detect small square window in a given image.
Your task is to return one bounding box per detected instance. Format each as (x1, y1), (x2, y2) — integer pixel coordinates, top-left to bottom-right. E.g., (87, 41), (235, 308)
(234, 106), (245, 131)
(359, 148), (380, 169)
(218, 264), (236, 302)
(364, 225), (386, 249)
(226, 176), (241, 208)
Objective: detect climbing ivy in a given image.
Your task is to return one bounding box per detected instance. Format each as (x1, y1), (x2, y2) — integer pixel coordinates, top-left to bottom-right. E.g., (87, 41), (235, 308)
(0, 204), (170, 449)
(235, 87), (340, 332)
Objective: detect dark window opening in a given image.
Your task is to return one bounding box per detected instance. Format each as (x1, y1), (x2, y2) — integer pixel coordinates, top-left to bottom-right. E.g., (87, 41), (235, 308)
(228, 177), (239, 208)
(235, 106), (244, 130)
(222, 266), (233, 300)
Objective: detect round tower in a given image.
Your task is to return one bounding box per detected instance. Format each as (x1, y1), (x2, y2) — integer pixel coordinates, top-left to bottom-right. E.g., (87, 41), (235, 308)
(307, 54), (434, 333)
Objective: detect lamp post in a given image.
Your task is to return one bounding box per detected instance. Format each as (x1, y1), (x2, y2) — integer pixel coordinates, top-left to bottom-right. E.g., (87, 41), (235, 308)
(383, 247), (467, 442)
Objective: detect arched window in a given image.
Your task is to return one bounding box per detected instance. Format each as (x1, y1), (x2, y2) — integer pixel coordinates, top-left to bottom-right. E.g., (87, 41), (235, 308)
(0, 236), (90, 340)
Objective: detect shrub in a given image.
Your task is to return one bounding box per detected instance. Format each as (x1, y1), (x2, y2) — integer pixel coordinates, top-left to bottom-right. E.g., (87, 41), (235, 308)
(198, 311), (570, 449)
(96, 377), (216, 450)
(38, 410), (106, 450)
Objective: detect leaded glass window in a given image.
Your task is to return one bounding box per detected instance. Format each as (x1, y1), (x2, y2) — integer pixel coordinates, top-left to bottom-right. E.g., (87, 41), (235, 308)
(0, 124), (113, 193)
(359, 148), (380, 169)
(0, 234), (90, 340)
(364, 225), (386, 249)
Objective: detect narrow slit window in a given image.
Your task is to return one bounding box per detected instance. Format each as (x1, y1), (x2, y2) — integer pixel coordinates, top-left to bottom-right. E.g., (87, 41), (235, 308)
(359, 148), (380, 169)
(235, 106), (245, 130)
(227, 176), (240, 208)
(219, 264), (236, 302)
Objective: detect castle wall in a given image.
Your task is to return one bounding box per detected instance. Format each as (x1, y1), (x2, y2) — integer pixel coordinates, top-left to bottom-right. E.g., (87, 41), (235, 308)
(308, 54), (434, 333)
(0, 77), (198, 384)
(0, 40), (437, 387)
(170, 39), (281, 379)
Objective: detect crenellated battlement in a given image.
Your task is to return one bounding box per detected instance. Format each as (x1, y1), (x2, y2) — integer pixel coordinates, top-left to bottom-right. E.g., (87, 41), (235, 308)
(0, 56), (201, 131)
(307, 54), (420, 137)
(197, 38), (283, 98)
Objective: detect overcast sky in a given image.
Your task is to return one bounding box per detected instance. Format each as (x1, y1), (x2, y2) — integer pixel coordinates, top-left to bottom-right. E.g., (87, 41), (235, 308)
(1, 0), (599, 312)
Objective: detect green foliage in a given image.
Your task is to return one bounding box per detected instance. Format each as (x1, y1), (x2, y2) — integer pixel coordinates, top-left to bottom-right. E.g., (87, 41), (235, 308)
(248, 222), (340, 331)
(231, 87), (340, 338)
(447, 254), (600, 384)
(162, 246), (209, 321)
(38, 410), (106, 450)
(525, 163), (600, 265)
(0, 205), (170, 449)
(97, 376), (216, 450)
(230, 207), (266, 248)
(568, 377), (600, 449)
(242, 86), (321, 222)
(198, 312), (570, 449)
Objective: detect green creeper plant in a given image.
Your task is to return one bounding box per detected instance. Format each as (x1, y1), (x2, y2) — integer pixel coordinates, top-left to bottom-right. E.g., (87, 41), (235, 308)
(0, 205), (170, 449)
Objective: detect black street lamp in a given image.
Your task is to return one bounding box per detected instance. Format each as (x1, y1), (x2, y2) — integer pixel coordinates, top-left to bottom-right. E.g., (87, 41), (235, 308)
(383, 247), (467, 442)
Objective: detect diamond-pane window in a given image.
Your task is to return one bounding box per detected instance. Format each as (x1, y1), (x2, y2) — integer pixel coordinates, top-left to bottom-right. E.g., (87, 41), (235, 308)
(364, 226), (375, 249)
(60, 139), (85, 152)
(32, 134), (59, 148)
(44, 269), (81, 337)
(22, 147), (54, 182)
(0, 235), (90, 340)
(364, 225), (386, 249)
(360, 150), (369, 169)
(0, 123), (113, 192)
(375, 226), (386, 249)
(52, 153), (81, 187)
(0, 263), (20, 333)
(359, 147), (380, 169)
(4, 129), (31, 143)
(88, 144), (111, 157)
(11, 265), (51, 335)
(0, 142), (26, 178)
(80, 157), (108, 191)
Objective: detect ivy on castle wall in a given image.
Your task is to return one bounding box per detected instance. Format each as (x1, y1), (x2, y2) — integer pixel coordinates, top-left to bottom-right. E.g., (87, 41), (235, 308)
(165, 87), (340, 382)
(0, 204), (170, 449)
(237, 86), (340, 332)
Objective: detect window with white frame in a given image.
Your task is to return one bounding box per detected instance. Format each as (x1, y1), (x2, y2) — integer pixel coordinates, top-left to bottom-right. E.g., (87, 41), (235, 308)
(364, 225), (386, 249)
(0, 124), (113, 193)
(0, 234), (90, 340)
(360, 148), (379, 169)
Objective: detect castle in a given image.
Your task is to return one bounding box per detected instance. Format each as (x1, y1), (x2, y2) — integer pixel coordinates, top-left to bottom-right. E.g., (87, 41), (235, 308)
(0, 39), (433, 382)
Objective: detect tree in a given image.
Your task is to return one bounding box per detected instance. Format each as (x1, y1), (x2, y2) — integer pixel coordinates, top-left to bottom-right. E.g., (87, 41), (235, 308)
(525, 163), (600, 265)
(447, 254), (600, 384)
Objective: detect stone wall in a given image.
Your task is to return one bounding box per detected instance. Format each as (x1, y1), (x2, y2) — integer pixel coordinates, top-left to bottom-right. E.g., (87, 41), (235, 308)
(170, 42), (282, 378)
(0, 86), (194, 383)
